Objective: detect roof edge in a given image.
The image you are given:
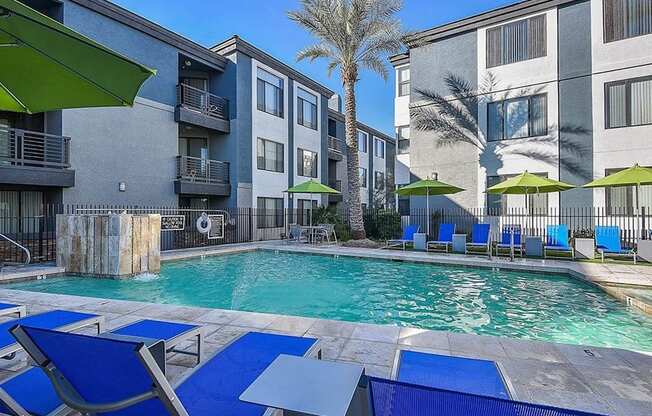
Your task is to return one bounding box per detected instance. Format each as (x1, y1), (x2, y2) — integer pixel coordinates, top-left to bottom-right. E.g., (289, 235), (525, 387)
(212, 36), (335, 97)
(68, 0), (227, 71)
(407, 0), (578, 47)
(389, 52), (410, 67)
(327, 108), (394, 143)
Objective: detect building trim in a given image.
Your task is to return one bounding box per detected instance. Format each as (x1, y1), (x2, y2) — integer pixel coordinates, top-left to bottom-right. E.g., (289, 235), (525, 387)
(407, 0), (579, 47)
(389, 53), (410, 67)
(68, 0), (227, 71)
(327, 108), (395, 143)
(212, 36), (335, 97)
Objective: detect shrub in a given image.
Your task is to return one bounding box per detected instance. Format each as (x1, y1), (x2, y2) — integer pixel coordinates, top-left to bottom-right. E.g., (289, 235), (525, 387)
(363, 209), (402, 241)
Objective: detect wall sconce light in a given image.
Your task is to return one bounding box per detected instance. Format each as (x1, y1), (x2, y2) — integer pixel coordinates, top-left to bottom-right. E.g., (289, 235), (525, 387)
(119, 182), (127, 192)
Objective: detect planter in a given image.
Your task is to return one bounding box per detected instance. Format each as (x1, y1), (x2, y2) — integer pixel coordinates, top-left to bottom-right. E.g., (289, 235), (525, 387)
(574, 238), (595, 260)
(638, 240), (652, 263)
(413, 233), (427, 251)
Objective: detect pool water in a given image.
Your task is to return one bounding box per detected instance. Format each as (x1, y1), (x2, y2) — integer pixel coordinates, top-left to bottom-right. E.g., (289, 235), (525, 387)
(7, 251), (652, 351)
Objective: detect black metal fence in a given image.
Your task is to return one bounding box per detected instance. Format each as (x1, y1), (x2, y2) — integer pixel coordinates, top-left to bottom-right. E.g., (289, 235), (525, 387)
(1, 204), (650, 264)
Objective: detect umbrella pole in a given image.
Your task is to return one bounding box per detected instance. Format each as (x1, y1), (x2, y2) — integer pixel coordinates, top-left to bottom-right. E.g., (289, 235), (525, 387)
(636, 184), (640, 243)
(426, 188), (430, 238)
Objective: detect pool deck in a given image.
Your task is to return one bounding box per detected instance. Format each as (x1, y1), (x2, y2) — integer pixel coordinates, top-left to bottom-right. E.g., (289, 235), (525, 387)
(0, 288), (650, 416)
(1, 242), (652, 415)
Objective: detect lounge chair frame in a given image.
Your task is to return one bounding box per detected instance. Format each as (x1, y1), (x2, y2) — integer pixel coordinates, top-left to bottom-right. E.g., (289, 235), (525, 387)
(465, 225), (492, 258)
(0, 304), (26, 319)
(389, 347), (516, 399)
(12, 327), (322, 416)
(543, 226), (575, 260)
(0, 367), (71, 416)
(0, 314), (104, 360)
(494, 225), (524, 258)
(426, 224), (455, 253)
(595, 226), (637, 264)
(110, 319), (203, 366)
(386, 225), (420, 250)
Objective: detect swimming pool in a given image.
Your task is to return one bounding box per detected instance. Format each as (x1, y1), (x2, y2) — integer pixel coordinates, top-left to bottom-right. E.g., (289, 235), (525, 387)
(7, 250), (652, 351)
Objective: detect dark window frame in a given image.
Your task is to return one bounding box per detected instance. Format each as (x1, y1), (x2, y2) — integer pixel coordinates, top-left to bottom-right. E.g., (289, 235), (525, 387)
(359, 167), (368, 188)
(256, 69), (284, 118)
(297, 88), (318, 130)
(604, 167), (652, 215)
(357, 131), (368, 153)
(257, 197), (284, 228)
(605, 75), (652, 130)
(398, 66), (410, 97)
(256, 137), (284, 173)
(374, 138), (386, 159)
(486, 14), (547, 68)
(297, 148), (318, 178)
(486, 173), (549, 214)
(374, 171), (385, 190)
(603, 0), (652, 43)
(297, 198), (318, 226)
(487, 93), (548, 142)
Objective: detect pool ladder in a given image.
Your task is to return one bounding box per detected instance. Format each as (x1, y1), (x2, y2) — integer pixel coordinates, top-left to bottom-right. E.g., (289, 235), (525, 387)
(0, 233), (31, 268)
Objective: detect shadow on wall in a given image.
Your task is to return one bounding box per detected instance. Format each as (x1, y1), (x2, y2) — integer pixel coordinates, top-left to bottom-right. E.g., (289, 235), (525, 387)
(410, 72), (593, 196)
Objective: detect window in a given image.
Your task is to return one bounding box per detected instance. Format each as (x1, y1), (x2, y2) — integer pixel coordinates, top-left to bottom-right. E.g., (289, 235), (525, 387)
(486, 15), (547, 68)
(257, 197), (284, 228)
(605, 167), (652, 214)
(257, 138), (284, 172)
(328, 118), (337, 137)
(374, 171), (385, 190)
(297, 148), (318, 178)
(357, 131), (368, 153)
(488, 94), (547, 141)
(257, 68), (284, 117)
(486, 174), (548, 214)
(297, 199), (318, 226)
(397, 66), (410, 96)
(359, 167), (368, 188)
(604, 0), (652, 42)
(397, 126), (410, 154)
(297, 88), (318, 130)
(374, 138), (385, 159)
(605, 76), (652, 128)
(398, 198), (410, 216)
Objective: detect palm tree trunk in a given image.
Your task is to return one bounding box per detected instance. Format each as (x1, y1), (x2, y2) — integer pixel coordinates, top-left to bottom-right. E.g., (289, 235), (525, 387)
(343, 77), (366, 240)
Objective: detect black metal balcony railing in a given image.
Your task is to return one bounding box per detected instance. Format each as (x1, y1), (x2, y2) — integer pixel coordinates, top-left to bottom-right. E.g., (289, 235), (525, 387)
(329, 179), (342, 191)
(177, 83), (229, 120)
(328, 136), (345, 153)
(0, 127), (71, 169)
(176, 155), (229, 184)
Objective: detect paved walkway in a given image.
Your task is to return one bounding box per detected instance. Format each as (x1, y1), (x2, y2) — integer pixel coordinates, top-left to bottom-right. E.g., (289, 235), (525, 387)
(0, 288), (650, 415)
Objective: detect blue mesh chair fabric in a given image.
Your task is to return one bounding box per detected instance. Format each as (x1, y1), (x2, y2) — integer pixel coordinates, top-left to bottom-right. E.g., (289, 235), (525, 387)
(368, 377), (605, 416)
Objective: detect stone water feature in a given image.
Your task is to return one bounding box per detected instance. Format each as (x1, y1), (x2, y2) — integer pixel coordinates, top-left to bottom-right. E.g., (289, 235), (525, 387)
(56, 213), (161, 277)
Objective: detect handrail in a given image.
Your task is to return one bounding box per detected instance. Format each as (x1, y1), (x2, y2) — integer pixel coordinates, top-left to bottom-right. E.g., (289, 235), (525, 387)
(0, 233), (31, 265)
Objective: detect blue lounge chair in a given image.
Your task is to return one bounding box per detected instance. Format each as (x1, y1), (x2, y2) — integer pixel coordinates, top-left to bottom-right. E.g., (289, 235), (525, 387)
(465, 224), (491, 257)
(11, 326), (319, 416)
(393, 350), (511, 400)
(0, 310), (103, 359)
(0, 302), (26, 318)
(595, 226), (637, 264)
(0, 318), (203, 416)
(427, 223), (455, 253)
(544, 225), (574, 259)
(494, 225), (523, 257)
(367, 377), (606, 416)
(387, 224), (420, 250)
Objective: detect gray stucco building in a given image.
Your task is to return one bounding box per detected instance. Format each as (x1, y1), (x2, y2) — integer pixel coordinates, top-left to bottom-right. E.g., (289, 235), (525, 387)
(392, 0), (652, 214)
(1, 0), (394, 223)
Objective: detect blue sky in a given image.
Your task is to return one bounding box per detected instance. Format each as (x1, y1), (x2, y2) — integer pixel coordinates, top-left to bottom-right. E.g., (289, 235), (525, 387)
(110, 0), (518, 135)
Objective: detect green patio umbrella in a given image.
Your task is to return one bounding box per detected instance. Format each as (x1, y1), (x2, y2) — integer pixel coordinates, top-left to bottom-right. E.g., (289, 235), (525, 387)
(583, 164), (652, 241)
(0, 0), (156, 113)
(396, 178), (464, 236)
(284, 179), (340, 227)
(487, 171), (575, 259)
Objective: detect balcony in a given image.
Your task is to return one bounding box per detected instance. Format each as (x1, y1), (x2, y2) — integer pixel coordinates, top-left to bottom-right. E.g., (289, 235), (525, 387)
(0, 128), (75, 187)
(328, 179), (343, 202)
(174, 155), (231, 196)
(328, 136), (345, 161)
(175, 83), (230, 133)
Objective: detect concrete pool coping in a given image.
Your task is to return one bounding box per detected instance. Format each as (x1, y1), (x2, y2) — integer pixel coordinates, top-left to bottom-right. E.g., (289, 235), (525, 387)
(0, 288), (650, 415)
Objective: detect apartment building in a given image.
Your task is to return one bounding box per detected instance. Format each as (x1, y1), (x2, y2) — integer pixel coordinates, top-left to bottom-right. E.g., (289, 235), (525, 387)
(1, 0), (394, 224)
(392, 0), (652, 213)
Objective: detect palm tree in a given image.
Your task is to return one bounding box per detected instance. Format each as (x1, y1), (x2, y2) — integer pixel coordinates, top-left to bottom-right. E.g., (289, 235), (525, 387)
(288, 0), (406, 239)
